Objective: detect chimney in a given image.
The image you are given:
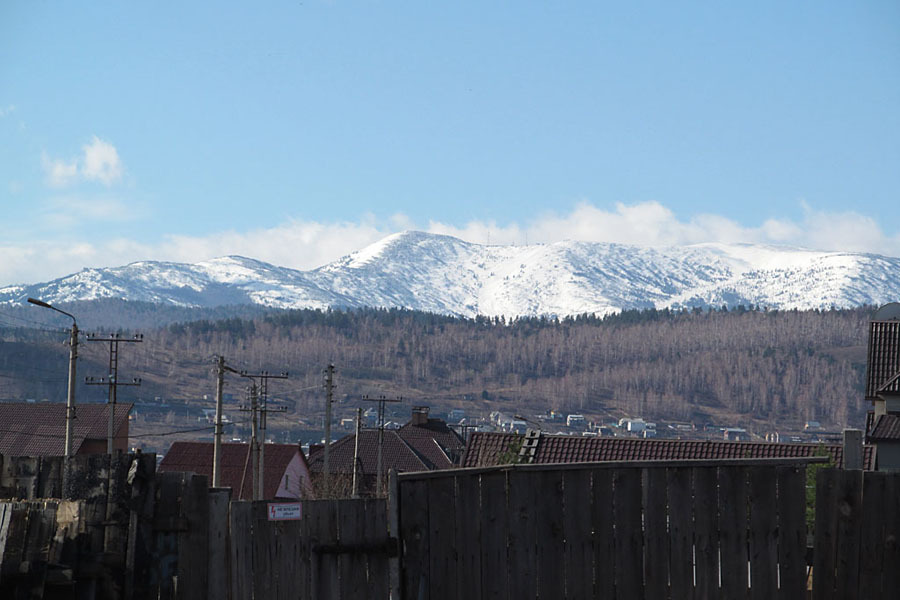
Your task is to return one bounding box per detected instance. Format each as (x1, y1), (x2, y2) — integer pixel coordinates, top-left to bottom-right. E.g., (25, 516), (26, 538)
(411, 406), (430, 426)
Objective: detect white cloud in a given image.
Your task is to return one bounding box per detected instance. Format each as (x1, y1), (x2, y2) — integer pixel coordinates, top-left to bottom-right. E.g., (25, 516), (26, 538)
(0, 105), (15, 118)
(41, 153), (79, 188)
(2, 201), (899, 288)
(41, 136), (123, 188)
(81, 136), (122, 185)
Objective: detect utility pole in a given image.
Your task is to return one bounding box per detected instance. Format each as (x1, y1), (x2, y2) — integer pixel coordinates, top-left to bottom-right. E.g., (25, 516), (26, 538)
(362, 394), (402, 496)
(26, 298), (79, 458)
(351, 407), (362, 498)
(239, 370), (288, 500)
(323, 364), (335, 491)
(213, 355), (225, 487)
(86, 333), (142, 454)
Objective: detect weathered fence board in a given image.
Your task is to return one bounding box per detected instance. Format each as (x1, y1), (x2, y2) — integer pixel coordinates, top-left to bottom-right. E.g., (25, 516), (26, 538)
(478, 471), (507, 600)
(775, 464), (807, 600)
(562, 469), (592, 600)
(454, 473), (481, 600)
(398, 459), (822, 600)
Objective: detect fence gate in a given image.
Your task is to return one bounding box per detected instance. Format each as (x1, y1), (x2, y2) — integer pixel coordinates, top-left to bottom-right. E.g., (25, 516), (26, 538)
(397, 459), (815, 600)
(227, 498), (392, 600)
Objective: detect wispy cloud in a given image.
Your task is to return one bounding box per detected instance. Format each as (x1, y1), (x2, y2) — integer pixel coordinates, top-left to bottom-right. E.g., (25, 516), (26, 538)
(2, 201), (899, 288)
(0, 105), (15, 118)
(41, 136), (124, 188)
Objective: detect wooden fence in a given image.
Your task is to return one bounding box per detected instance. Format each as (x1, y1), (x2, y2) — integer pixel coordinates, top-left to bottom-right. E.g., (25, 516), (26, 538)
(227, 498), (391, 600)
(0, 453), (392, 599)
(397, 458), (816, 600)
(812, 469), (900, 600)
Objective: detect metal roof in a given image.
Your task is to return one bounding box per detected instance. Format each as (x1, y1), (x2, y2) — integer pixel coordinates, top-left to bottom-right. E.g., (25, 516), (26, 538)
(462, 432), (874, 470)
(0, 402), (132, 456)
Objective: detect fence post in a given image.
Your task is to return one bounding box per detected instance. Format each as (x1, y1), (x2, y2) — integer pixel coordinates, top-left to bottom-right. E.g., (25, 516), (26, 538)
(388, 469), (400, 598)
(842, 429), (863, 470)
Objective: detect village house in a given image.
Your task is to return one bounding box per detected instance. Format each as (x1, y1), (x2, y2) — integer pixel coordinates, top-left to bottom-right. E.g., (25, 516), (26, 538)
(158, 441), (313, 500)
(864, 302), (900, 471)
(0, 402), (132, 456)
(307, 405), (465, 495)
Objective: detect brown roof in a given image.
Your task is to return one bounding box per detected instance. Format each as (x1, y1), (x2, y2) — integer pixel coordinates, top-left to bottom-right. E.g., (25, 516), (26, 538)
(398, 420), (465, 469)
(0, 402), (132, 456)
(866, 319), (900, 398)
(462, 432), (875, 470)
(307, 430), (429, 475)
(307, 420), (466, 477)
(159, 441), (303, 500)
(868, 414), (900, 441)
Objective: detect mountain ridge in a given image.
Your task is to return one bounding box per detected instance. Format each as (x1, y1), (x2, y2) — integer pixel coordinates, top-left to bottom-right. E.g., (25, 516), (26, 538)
(4, 231), (900, 317)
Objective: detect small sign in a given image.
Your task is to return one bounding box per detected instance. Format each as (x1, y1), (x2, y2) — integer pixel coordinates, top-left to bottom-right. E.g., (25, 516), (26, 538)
(267, 502), (302, 521)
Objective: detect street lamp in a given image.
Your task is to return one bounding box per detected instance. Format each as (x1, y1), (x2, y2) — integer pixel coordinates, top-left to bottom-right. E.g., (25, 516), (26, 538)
(27, 297), (79, 458)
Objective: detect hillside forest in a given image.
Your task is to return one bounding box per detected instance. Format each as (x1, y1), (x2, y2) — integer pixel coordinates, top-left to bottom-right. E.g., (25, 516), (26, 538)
(0, 303), (876, 434)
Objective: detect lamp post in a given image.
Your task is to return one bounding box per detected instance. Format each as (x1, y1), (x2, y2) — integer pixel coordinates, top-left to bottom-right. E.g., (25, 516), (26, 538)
(27, 297), (78, 458)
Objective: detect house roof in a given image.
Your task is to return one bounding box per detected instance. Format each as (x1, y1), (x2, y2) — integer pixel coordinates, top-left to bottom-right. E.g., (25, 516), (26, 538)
(866, 319), (900, 399)
(159, 441), (303, 500)
(307, 430), (429, 475)
(868, 414), (900, 442)
(397, 420), (466, 469)
(0, 402), (132, 456)
(462, 432), (875, 470)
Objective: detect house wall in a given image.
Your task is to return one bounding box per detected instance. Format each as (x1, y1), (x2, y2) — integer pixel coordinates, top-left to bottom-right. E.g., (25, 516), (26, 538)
(274, 452), (313, 499)
(77, 421), (130, 455)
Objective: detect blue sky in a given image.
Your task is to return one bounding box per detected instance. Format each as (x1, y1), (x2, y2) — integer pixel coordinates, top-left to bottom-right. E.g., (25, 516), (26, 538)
(2, 1), (899, 286)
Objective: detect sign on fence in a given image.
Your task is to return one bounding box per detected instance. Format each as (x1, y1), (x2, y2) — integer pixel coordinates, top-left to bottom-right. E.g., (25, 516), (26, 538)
(267, 502), (302, 521)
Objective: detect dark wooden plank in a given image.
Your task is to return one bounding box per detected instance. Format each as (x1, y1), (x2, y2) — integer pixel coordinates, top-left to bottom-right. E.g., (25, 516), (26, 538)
(591, 469), (615, 599)
(399, 479), (429, 600)
(177, 473), (210, 599)
(834, 469), (863, 600)
(667, 467), (693, 600)
(535, 469), (565, 600)
(506, 469), (538, 599)
(718, 465), (748, 599)
(427, 477), (458, 600)
(365, 498), (390, 600)
(228, 501), (253, 600)
(268, 501), (303, 600)
(311, 499), (340, 600)
(37, 456), (63, 499)
(858, 472), (885, 600)
(880, 473), (900, 597)
(479, 471), (508, 600)
(0, 503), (29, 582)
(812, 468), (839, 600)
(337, 499), (369, 599)
(125, 452), (156, 600)
(693, 466), (719, 599)
(20, 501), (57, 599)
(562, 469), (592, 600)
(613, 467), (644, 600)
(643, 467), (669, 599)
(206, 489), (230, 600)
(454, 473), (482, 600)
(749, 466), (778, 600)
(775, 464), (807, 600)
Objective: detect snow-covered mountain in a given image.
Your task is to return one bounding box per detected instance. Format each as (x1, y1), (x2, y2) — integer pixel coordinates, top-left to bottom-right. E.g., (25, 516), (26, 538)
(3, 231), (899, 317)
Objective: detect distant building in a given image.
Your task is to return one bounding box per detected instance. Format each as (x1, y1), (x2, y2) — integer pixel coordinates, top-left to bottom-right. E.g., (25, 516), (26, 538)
(307, 406), (465, 495)
(864, 303), (900, 471)
(159, 441), (312, 500)
(0, 402), (132, 456)
(723, 428), (750, 442)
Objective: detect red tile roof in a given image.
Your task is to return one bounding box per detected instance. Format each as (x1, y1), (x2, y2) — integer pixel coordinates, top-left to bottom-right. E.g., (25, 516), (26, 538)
(866, 320), (900, 398)
(462, 432), (874, 470)
(0, 402), (132, 456)
(159, 441), (304, 500)
(868, 414), (900, 441)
